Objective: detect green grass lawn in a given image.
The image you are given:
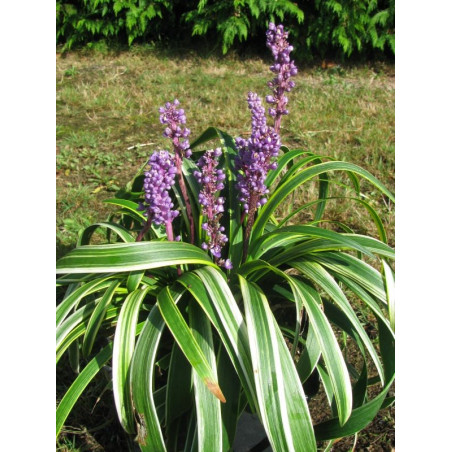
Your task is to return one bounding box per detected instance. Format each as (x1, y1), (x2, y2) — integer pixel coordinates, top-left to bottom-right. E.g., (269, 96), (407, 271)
(56, 48), (394, 258)
(56, 47), (395, 451)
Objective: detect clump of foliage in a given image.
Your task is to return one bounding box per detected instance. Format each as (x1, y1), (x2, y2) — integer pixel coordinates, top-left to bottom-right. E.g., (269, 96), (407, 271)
(56, 0), (394, 59)
(56, 23), (395, 451)
(302, 0), (395, 58)
(183, 0), (305, 54)
(56, 0), (175, 49)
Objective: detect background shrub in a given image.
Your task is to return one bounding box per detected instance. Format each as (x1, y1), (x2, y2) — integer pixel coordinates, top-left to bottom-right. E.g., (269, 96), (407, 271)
(56, 0), (176, 50)
(56, 0), (394, 59)
(301, 0), (395, 59)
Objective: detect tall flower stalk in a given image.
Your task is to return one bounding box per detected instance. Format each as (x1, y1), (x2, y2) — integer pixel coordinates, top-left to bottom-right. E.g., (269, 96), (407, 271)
(265, 23), (298, 134)
(137, 150), (178, 242)
(235, 92), (281, 261)
(159, 100), (196, 243)
(195, 148), (232, 269)
(235, 23), (297, 261)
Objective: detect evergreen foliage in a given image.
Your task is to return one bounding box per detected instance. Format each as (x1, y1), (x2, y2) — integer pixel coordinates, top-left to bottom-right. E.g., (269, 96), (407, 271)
(56, 0), (394, 59)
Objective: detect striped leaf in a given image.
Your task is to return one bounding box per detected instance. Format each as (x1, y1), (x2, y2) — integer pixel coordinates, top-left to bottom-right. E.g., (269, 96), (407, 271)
(57, 302), (96, 359)
(189, 301), (223, 451)
(239, 275), (317, 451)
(290, 259), (385, 384)
(238, 260), (355, 426)
(112, 287), (150, 434)
(249, 225), (374, 260)
(165, 342), (193, 439)
(315, 374), (395, 440)
(157, 285), (226, 403)
(130, 305), (168, 451)
(178, 268), (257, 410)
(103, 198), (146, 220)
(56, 275), (118, 327)
(309, 252), (387, 303)
(265, 149), (320, 187)
(382, 260), (395, 332)
(57, 306), (121, 363)
(56, 342), (113, 437)
(77, 221), (135, 246)
(82, 280), (121, 357)
(287, 277), (353, 425)
(216, 344), (243, 452)
(56, 241), (215, 274)
(297, 321), (322, 384)
(253, 160), (395, 239)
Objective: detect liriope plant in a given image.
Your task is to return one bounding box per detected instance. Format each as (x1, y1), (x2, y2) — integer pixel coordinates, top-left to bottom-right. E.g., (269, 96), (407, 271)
(56, 23), (395, 451)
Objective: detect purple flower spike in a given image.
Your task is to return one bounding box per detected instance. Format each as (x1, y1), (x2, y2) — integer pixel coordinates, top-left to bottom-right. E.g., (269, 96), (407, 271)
(158, 100), (196, 243)
(265, 23), (298, 132)
(196, 147), (232, 269)
(235, 92), (281, 214)
(139, 150), (179, 226)
(159, 99), (192, 158)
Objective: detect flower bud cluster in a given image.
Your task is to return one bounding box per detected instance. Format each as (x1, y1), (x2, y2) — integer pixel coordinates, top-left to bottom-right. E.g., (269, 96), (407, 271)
(139, 150), (179, 225)
(195, 148), (232, 269)
(265, 23), (298, 120)
(159, 99), (192, 158)
(235, 92), (281, 213)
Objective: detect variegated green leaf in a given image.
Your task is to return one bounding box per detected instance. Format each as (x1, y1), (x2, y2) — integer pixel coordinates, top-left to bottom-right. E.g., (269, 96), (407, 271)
(130, 305), (168, 451)
(178, 268), (257, 411)
(290, 259), (386, 384)
(253, 160), (395, 239)
(56, 241), (215, 274)
(382, 260), (395, 332)
(113, 287), (150, 434)
(56, 342), (113, 437)
(56, 275), (118, 327)
(189, 301), (223, 451)
(82, 280), (121, 357)
(287, 277), (353, 426)
(239, 275), (317, 451)
(157, 285), (226, 403)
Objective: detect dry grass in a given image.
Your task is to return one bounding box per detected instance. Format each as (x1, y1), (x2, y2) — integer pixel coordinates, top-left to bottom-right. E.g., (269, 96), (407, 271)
(57, 48), (394, 255)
